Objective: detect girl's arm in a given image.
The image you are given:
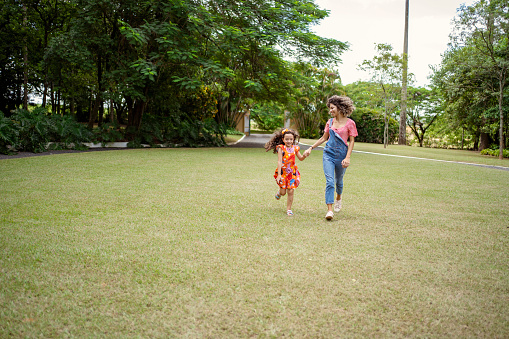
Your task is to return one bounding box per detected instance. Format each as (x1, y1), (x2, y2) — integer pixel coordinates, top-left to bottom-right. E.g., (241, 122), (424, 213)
(341, 136), (355, 168)
(296, 149), (306, 161)
(303, 130), (329, 157)
(276, 147), (283, 182)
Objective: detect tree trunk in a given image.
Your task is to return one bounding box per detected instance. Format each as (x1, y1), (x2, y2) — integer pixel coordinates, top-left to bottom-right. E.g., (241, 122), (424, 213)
(88, 95), (99, 129)
(127, 99), (146, 132)
(399, 0), (409, 145)
(499, 74), (505, 159)
(479, 132), (490, 151)
(22, 2), (28, 110)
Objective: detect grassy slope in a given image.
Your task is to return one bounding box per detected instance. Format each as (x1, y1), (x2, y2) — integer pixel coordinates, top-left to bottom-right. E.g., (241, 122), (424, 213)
(1, 147), (508, 337)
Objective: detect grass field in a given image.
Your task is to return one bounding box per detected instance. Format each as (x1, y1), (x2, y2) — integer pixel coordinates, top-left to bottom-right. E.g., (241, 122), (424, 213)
(1, 145), (508, 337)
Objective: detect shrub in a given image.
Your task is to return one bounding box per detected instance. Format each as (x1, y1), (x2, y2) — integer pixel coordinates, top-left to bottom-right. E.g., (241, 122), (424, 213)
(126, 114), (227, 148)
(0, 111), (19, 155)
(93, 122), (123, 146)
(350, 107), (398, 144)
(49, 114), (93, 150)
(480, 148), (509, 158)
(12, 108), (53, 153)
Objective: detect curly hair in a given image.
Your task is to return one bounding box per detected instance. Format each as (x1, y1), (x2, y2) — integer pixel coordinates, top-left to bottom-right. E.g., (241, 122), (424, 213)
(264, 128), (300, 153)
(327, 95), (356, 117)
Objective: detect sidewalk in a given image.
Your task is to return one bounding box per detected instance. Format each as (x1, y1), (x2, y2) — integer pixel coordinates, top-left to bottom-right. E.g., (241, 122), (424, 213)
(229, 133), (314, 151)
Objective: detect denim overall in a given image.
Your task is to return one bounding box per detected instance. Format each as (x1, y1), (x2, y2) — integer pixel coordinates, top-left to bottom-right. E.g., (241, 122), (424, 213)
(323, 118), (349, 205)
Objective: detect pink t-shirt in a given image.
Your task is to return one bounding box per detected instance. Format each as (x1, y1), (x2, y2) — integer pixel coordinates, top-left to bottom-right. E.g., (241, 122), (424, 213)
(324, 118), (358, 144)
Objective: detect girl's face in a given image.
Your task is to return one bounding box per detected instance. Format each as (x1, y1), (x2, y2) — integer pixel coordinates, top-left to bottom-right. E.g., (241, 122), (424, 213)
(283, 133), (294, 147)
(329, 103), (340, 118)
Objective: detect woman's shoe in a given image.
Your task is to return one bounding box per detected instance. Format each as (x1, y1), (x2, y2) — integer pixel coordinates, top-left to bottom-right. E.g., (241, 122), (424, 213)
(334, 199), (342, 212)
(325, 211), (334, 220)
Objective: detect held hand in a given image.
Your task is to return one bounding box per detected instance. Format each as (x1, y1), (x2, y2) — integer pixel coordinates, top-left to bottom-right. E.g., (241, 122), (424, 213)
(341, 157), (350, 168)
(303, 148), (311, 157)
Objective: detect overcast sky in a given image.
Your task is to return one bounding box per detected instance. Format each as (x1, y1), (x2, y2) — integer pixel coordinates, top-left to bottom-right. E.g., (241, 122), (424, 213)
(312, 0), (476, 87)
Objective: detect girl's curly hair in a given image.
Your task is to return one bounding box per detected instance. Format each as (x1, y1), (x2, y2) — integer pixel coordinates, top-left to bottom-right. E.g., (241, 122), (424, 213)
(327, 95), (355, 117)
(264, 128), (300, 153)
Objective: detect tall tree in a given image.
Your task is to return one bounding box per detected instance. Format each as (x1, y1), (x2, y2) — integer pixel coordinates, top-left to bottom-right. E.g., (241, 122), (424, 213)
(359, 43), (404, 148)
(452, 0), (508, 159)
(399, 0), (409, 145)
(406, 87), (441, 147)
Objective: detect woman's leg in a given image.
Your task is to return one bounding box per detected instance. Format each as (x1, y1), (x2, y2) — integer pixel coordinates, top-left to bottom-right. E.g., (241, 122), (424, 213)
(286, 189), (294, 211)
(323, 154), (336, 211)
(335, 165), (347, 198)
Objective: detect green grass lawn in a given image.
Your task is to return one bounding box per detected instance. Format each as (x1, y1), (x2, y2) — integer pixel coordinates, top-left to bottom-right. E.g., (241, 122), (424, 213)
(1, 147), (508, 337)
(300, 139), (509, 168)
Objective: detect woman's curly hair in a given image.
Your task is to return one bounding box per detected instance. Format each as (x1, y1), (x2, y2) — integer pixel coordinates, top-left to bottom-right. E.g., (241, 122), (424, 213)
(264, 128), (300, 153)
(327, 95), (355, 117)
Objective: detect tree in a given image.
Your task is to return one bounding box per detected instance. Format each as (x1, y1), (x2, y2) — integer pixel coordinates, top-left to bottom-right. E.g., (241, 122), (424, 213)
(287, 62), (344, 138)
(406, 87), (441, 147)
(451, 0), (508, 159)
(359, 43), (404, 148)
(399, 0), (409, 145)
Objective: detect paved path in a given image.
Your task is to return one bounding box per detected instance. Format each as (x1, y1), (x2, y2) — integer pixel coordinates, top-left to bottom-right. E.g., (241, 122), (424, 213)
(231, 134), (509, 171)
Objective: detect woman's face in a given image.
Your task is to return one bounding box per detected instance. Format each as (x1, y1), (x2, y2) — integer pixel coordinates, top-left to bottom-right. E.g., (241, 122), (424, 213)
(329, 103), (339, 118)
(283, 133), (294, 147)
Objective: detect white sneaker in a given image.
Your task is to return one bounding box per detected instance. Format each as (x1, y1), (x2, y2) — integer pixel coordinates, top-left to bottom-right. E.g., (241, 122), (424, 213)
(325, 211), (334, 220)
(334, 199), (342, 212)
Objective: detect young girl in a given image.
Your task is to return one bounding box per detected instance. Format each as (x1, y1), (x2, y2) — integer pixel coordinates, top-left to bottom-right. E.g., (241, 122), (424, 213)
(265, 128), (307, 216)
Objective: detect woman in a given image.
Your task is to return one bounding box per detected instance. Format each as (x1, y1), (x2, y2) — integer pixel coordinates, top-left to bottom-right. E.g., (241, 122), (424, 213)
(303, 95), (357, 220)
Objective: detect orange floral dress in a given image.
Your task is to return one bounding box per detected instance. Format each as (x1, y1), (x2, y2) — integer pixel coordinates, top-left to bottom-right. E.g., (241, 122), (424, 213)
(274, 144), (301, 189)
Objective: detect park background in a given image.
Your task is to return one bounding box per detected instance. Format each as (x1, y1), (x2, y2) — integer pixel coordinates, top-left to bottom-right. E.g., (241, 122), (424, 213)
(1, 0), (509, 337)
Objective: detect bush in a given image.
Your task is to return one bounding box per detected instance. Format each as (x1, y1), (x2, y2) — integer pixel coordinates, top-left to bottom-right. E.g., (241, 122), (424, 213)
(127, 114), (227, 148)
(93, 122), (123, 146)
(50, 114), (93, 150)
(350, 107), (398, 144)
(12, 108), (53, 153)
(480, 147), (509, 158)
(0, 111), (19, 155)
(3, 108), (93, 153)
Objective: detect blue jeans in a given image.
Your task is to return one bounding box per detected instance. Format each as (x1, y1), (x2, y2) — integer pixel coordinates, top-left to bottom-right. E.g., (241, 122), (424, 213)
(323, 147), (348, 205)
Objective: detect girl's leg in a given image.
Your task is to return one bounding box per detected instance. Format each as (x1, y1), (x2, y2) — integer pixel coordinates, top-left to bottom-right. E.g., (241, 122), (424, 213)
(280, 188), (287, 196)
(286, 189), (294, 211)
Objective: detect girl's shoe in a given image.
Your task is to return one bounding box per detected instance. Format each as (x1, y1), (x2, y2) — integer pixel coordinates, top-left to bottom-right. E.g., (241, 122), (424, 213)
(325, 211), (334, 220)
(287, 210), (294, 216)
(334, 199), (342, 212)
(275, 191), (281, 200)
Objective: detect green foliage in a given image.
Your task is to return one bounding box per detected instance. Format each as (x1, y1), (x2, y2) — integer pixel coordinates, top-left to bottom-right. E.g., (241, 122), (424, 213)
(126, 114), (227, 148)
(351, 107), (398, 144)
(3, 108), (93, 153)
(0, 111), (19, 155)
(250, 103), (284, 132)
(11, 108), (53, 153)
(49, 114), (93, 150)
(480, 147), (509, 158)
(288, 62), (344, 138)
(93, 122), (124, 146)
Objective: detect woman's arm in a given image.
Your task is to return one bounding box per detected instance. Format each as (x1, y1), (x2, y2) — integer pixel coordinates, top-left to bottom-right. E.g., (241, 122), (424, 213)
(303, 130), (329, 157)
(341, 136), (355, 168)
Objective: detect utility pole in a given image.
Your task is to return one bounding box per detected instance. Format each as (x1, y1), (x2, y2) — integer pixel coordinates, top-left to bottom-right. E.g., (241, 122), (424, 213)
(399, 0), (409, 145)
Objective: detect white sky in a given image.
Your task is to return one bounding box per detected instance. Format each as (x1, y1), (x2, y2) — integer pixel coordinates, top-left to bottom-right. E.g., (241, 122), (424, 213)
(312, 0), (476, 87)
